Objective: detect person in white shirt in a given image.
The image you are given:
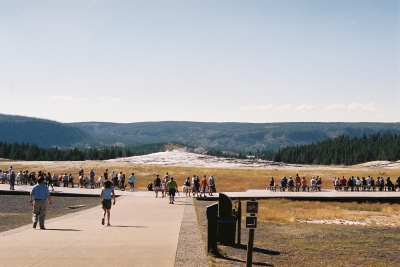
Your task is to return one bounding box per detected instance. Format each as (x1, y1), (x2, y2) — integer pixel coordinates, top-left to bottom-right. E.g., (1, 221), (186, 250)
(310, 176), (316, 187)
(366, 176), (371, 186)
(97, 176), (104, 187)
(208, 174), (215, 196)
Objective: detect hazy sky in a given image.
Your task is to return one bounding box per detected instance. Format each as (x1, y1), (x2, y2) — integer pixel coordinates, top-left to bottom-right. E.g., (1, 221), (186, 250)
(1, 1), (399, 123)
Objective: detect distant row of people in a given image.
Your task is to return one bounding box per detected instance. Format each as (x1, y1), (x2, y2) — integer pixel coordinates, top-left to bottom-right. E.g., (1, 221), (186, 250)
(270, 174), (321, 191)
(267, 174), (400, 192)
(333, 176), (400, 191)
(0, 167), (137, 192)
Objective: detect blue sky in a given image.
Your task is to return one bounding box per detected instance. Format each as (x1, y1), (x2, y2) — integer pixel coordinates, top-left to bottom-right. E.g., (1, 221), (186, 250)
(1, 0), (399, 123)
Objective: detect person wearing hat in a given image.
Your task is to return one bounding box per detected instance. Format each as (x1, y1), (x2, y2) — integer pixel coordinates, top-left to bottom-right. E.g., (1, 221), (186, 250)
(30, 176), (52, 229)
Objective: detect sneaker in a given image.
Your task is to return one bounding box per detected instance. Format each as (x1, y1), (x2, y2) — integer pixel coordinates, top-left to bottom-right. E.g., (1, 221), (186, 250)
(101, 218), (105, 225)
(171, 202), (174, 204)
(33, 222), (37, 229)
(107, 223), (111, 226)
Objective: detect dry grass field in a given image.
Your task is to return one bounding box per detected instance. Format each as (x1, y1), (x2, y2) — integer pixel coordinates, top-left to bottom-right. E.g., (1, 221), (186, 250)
(1, 159), (399, 192)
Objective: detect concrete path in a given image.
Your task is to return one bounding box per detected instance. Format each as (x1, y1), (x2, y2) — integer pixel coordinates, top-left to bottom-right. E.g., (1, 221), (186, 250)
(0, 184), (207, 267)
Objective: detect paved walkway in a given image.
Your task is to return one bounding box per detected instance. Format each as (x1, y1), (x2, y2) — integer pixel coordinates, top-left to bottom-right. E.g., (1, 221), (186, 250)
(0, 183), (209, 267)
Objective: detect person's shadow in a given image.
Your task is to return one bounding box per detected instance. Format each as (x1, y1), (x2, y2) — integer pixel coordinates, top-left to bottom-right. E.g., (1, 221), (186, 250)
(106, 226), (147, 228)
(42, 229), (82, 231)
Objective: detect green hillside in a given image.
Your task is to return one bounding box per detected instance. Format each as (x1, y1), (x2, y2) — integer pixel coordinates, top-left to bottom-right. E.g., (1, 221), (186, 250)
(0, 114), (89, 148)
(69, 121), (400, 152)
(1, 114), (399, 152)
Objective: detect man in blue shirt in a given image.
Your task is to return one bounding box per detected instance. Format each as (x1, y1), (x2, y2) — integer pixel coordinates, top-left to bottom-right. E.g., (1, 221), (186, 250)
(129, 173), (136, 191)
(29, 176), (52, 229)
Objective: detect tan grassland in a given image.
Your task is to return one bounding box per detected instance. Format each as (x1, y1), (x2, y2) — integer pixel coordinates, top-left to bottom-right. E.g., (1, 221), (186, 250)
(1, 151), (399, 226)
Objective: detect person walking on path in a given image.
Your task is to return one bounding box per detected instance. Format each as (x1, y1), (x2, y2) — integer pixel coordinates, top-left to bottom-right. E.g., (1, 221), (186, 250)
(208, 174), (215, 196)
(166, 177), (178, 204)
(9, 170), (16, 190)
(200, 175), (208, 197)
(184, 177), (191, 197)
(100, 180), (116, 226)
(104, 169), (108, 181)
(29, 176), (52, 229)
(154, 174), (161, 198)
(192, 175), (200, 197)
(129, 173), (136, 191)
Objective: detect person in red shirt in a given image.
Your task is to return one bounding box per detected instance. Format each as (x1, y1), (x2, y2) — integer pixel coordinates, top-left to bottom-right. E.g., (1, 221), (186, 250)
(200, 175), (208, 197)
(340, 176), (347, 186)
(301, 177), (308, 191)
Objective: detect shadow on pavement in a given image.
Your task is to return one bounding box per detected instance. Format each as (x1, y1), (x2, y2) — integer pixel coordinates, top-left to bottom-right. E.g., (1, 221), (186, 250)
(109, 225), (147, 228)
(43, 229), (82, 231)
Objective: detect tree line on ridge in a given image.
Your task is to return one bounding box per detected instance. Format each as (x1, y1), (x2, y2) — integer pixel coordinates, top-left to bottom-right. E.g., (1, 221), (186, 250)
(0, 133), (399, 165)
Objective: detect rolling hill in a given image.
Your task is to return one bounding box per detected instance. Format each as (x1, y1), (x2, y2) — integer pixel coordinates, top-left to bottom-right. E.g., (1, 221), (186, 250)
(0, 114), (399, 152)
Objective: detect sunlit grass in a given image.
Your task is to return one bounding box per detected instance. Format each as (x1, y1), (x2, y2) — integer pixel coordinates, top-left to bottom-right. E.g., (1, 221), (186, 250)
(1, 161), (399, 193)
(253, 199), (400, 224)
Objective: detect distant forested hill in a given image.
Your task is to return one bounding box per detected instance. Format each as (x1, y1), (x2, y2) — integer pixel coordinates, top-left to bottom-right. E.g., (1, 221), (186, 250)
(0, 114), (400, 153)
(69, 121), (400, 152)
(261, 133), (400, 165)
(0, 114), (89, 148)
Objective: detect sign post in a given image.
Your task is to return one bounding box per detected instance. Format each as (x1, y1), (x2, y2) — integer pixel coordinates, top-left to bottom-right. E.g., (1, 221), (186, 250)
(246, 200), (258, 267)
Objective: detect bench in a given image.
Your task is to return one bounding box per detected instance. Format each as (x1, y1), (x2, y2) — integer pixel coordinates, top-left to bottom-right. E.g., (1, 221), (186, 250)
(279, 185), (311, 192)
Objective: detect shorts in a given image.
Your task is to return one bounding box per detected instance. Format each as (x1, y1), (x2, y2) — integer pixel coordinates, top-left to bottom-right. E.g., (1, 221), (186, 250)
(102, 199), (112, 210)
(168, 188), (176, 196)
(154, 186), (160, 190)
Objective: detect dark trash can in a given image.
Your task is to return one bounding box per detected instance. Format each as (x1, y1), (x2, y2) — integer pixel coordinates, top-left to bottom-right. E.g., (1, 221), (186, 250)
(217, 217), (237, 245)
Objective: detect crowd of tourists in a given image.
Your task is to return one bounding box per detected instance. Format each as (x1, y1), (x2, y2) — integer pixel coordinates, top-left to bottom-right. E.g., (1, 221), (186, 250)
(270, 174), (323, 191)
(332, 175), (400, 191)
(0, 166), (136, 192)
(268, 173), (400, 192)
(148, 173), (216, 202)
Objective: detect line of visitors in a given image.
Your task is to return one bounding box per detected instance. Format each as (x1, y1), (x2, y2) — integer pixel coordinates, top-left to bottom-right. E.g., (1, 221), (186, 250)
(333, 176), (399, 191)
(151, 173), (216, 200)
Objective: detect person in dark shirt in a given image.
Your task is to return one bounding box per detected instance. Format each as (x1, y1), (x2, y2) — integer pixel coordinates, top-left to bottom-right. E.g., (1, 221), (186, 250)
(154, 174), (161, 197)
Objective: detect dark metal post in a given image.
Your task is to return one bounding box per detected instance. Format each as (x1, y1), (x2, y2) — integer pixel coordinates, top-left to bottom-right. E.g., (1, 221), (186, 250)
(237, 200), (241, 245)
(246, 227), (255, 267)
(246, 198), (256, 267)
(206, 203), (218, 253)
